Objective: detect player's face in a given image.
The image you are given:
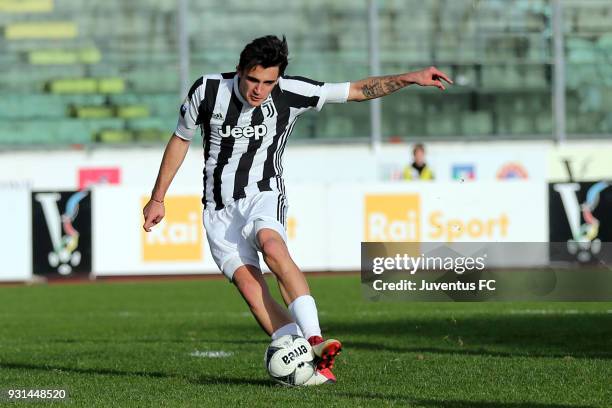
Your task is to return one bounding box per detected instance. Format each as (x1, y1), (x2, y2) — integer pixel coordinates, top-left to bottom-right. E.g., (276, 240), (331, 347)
(237, 65), (280, 107)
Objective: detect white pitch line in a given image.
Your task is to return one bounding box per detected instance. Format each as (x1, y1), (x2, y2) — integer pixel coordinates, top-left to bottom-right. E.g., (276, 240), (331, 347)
(508, 309), (594, 315)
(190, 350), (233, 358)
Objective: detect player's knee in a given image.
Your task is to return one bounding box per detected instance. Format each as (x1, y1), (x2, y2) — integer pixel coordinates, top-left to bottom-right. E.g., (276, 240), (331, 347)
(259, 234), (288, 263)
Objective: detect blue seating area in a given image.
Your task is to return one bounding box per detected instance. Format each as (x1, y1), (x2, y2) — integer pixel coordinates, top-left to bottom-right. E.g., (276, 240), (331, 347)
(0, 0), (611, 147)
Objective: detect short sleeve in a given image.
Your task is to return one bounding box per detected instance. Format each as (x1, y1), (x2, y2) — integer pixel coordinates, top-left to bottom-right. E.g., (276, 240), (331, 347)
(319, 82), (350, 107)
(279, 76), (350, 112)
(175, 77), (205, 141)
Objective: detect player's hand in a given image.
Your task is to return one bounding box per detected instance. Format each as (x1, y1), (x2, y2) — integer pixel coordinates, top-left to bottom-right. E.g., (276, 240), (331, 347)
(409, 66), (453, 90)
(143, 199), (165, 232)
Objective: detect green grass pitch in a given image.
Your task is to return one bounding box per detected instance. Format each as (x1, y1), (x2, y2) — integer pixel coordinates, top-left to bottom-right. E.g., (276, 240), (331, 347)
(0, 274), (610, 407)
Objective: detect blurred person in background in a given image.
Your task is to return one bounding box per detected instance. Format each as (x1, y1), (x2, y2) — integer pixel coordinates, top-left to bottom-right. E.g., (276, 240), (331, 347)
(404, 143), (434, 180)
(142, 35), (451, 385)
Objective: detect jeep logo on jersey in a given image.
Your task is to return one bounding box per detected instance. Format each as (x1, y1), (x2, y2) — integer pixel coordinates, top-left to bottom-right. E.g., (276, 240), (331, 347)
(219, 124), (267, 140)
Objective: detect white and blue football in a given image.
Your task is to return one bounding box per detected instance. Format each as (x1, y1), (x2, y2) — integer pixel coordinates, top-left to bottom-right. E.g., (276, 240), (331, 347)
(264, 334), (315, 386)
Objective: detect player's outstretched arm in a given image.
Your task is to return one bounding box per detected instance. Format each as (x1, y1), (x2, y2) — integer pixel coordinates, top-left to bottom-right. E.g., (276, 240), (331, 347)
(347, 66), (453, 102)
(143, 134), (191, 232)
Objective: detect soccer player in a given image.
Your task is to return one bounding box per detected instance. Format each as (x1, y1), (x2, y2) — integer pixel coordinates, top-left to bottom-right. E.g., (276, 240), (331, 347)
(143, 35), (451, 385)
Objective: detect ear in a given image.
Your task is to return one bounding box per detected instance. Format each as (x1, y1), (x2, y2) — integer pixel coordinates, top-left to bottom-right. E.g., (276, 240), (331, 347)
(235, 65), (241, 77)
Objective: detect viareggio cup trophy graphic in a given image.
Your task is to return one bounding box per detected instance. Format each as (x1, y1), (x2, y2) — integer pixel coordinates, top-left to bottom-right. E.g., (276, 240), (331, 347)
(32, 190), (92, 278)
(551, 181), (611, 264)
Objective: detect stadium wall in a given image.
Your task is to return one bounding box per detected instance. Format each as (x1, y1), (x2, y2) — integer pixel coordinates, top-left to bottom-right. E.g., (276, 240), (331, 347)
(91, 181), (546, 276)
(1, 139), (610, 280)
(0, 139), (608, 188)
(0, 187), (31, 281)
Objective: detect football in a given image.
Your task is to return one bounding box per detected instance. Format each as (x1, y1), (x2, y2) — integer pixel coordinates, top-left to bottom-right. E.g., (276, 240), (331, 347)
(264, 334), (316, 386)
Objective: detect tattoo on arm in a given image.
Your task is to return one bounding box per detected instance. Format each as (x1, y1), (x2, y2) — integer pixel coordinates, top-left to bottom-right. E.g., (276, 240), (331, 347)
(361, 80), (384, 99)
(361, 75), (410, 100)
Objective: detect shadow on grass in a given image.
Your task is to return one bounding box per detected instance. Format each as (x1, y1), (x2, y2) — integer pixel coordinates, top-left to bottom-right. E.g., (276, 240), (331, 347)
(332, 313), (612, 359)
(0, 361), (601, 406)
(0, 361), (273, 387)
(43, 338), (268, 346)
(345, 341), (611, 360)
(335, 391), (598, 408)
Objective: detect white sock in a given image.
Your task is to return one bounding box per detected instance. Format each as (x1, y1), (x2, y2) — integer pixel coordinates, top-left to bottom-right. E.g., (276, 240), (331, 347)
(271, 322), (303, 340)
(288, 295), (322, 340)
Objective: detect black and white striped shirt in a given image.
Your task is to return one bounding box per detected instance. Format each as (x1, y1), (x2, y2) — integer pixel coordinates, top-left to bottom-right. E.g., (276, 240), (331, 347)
(175, 72), (350, 210)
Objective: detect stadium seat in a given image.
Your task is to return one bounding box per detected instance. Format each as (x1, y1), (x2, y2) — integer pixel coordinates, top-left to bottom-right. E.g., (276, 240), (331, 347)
(95, 130), (134, 143)
(98, 78), (125, 94)
(5, 22), (78, 40)
(46, 79), (98, 94)
(121, 68), (179, 92)
(577, 112), (605, 134)
(126, 117), (175, 132)
(567, 38), (597, 63)
(83, 118), (124, 132)
(70, 106), (114, 119)
(577, 7), (612, 32)
(0, 0), (53, 13)
(115, 105), (150, 119)
(135, 129), (168, 142)
(427, 115), (459, 136)
(319, 117), (354, 139)
(0, 95), (66, 119)
(109, 93), (178, 116)
(28, 48), (102, 65)
(1, 65), (87, 92)
(1, 119), (89, 145)
(510, 114), (534, 134)
(462, 112), (494, 135)
(535, 114), (553, 134)
(46, 78), (126, 94)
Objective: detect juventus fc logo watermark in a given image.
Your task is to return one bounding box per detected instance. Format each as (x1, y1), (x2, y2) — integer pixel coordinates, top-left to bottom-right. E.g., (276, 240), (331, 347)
(262, 101), (275, 118)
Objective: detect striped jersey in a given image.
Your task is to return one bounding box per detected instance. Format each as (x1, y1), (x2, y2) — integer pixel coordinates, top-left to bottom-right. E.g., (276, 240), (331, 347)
(174, 72), (350, 210)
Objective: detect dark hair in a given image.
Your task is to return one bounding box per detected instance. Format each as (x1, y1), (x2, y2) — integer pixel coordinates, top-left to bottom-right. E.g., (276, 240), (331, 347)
(237, 35), (289, 76)
(413, 143), (425, 155)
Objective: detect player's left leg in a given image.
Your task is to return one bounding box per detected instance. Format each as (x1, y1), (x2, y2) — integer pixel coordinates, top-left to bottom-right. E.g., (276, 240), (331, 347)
(204, 202), (303, 341)
(232, 264), (294, 336)
(272, 276), (340, 370)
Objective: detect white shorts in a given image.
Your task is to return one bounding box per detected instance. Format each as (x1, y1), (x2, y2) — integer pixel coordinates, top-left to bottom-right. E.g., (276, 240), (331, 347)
(203, 191), (288, 281)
